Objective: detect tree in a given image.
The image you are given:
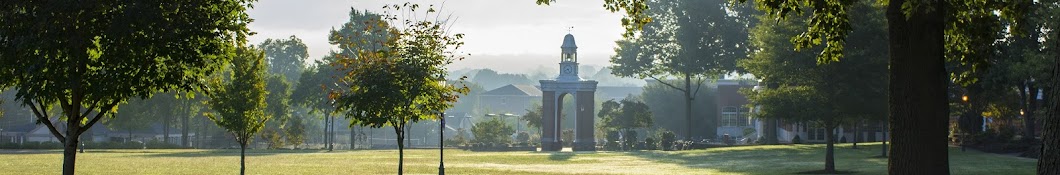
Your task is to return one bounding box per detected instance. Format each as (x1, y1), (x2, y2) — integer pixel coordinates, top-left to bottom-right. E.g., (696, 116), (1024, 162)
(285, 114), (308, 149)
(606, 0), (751, 140)
(0, 1), (253, 174)
(1038, 0), (1060, 172)
(537, 0), (1030, 173)
(599, 97), (654, 149)
(206, 46), (270, 175)
(292, 57), (342, 151)
(640, 80), (717, 138)
(331, 3), (468, 174)
(598, 97), (654, 133)
(260, 75), (292, 148)
(471, 117), (516, 144)
(521, 103), (544, 130)
(106, 98), (156, 141)
(739, 0), (888, 172)
(260, 36), (310, 83)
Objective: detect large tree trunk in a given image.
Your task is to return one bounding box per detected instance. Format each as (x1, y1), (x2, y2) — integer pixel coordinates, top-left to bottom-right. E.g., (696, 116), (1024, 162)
(684, 74), (693, 140)
(62, 118), (81, 175)
(764, 119), (779, 144)
(825, 125), (836, 173)
(886, 0), (949, 173)
(1039, 32), (1060, 175)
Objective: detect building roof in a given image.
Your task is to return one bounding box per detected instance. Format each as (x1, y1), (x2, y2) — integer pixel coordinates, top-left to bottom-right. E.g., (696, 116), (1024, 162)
(597, 86), (644, 100)
(561, 34), (577, 48)
(481, 84), (542, 97)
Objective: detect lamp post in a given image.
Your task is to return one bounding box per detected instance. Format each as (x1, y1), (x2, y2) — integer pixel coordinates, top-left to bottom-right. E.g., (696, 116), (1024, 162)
(438, 79), (447, 175)
(961, 95), (969, 152)
(439, 111), (445, 175)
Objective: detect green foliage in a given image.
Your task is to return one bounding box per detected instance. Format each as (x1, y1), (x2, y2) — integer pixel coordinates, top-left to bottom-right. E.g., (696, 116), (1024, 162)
(285, 115), (308, 149)
(516, 131), (531, 144)
(605, 131), (622, 150)
(740, 0), (888, 129)
(471, 117), (515, 144)
(598, 97), (654, 131)
(206, 46), (271, 148)
(0, 0), (253, 159)
(260, 36), (310, 83)
(660, 131), (676, 151)
(644, 137), (658, 150)
(265, 75), (292, 125)
(329, 4), (469, 174)
(260, 128), (285, 149)
(640, 80), (717, 137)
(0, 1), (254, 173)
(609, 0), (751, 81)
(333, 3), (468, 129)
(521, 103), (543, 130)
(624, 130), (639, 150)
(562, 129), (575, 147)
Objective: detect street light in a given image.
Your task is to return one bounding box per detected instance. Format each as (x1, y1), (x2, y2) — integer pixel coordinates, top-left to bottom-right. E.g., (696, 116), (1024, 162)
(438, 80), (446, 175)
(439, 111), (445, 175)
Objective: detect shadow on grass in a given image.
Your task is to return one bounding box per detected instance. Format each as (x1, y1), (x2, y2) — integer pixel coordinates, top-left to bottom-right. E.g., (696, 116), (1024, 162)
(548, 152), (575, 161)
(624, 143), (889, 175)
(795, 170), (858, 174)
(136, 149), (327, 158)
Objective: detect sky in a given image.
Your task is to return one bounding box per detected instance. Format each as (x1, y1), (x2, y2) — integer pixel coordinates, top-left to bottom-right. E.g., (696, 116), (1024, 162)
(246, 0), (625, 74)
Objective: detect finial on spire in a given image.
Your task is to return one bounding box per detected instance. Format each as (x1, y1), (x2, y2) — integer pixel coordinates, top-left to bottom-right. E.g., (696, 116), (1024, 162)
(567, 26), (574, 34)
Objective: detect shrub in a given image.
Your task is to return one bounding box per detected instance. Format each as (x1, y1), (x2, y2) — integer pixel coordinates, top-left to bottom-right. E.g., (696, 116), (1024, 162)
(644, 137), (658, 150)
(561, 129), (574, 147)
(260, 128), (286, 149)
(446, 128), (470, 147)
(839, 136), (848, 143)
(624, 130), (638, 150)
(660, 131), (676, 151)
(605, 131), (621, 151)
(792, 135), (802, 144)
(471, 117), (515, 145)
(516, 131), (531, 144)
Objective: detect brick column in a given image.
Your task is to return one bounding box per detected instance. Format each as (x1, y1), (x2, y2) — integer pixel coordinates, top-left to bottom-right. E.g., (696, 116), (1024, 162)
(540, 91), (561, 151)
(573, 91), (596, 151)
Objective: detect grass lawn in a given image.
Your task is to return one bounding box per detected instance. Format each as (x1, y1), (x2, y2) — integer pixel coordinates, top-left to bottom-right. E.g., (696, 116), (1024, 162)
(0, 142), (1036, 175)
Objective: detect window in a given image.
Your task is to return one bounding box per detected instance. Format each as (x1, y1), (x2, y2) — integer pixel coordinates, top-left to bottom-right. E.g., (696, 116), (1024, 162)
(721, 107), (750, 127)
(721, 107), (738, 127)
(808, 128), (827, 141)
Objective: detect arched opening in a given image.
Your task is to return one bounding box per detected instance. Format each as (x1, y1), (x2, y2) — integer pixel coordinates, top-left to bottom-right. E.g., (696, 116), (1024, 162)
(557, 92), (578, 148)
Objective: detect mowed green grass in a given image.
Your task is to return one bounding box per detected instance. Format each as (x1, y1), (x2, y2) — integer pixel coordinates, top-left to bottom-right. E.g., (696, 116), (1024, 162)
(0, 142), (1036, 175)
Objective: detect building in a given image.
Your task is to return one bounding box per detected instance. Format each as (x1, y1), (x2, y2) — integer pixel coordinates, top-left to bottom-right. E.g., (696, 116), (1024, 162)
(478, 84), (542, 115)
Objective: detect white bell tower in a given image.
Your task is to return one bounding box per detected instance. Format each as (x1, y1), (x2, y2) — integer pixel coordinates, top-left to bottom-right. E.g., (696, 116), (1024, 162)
(557, 34), (579, 81)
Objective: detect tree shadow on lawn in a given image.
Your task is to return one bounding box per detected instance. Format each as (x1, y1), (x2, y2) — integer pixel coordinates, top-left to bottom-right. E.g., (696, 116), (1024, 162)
(625, 144), (885, 175)
(135, 149), (327, 158)
(544, 151), (597, 161)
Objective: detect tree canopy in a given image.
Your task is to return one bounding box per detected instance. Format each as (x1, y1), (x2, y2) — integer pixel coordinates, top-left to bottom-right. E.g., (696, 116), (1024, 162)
(330, 3), (469, 174)
(205, 46), (270, 175)
(260, 36), (310, 83)
(0, 1), (254, 174)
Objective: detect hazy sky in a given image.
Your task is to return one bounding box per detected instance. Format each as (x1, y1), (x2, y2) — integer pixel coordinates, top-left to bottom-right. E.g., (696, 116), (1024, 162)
(247, 0), (624, 74)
